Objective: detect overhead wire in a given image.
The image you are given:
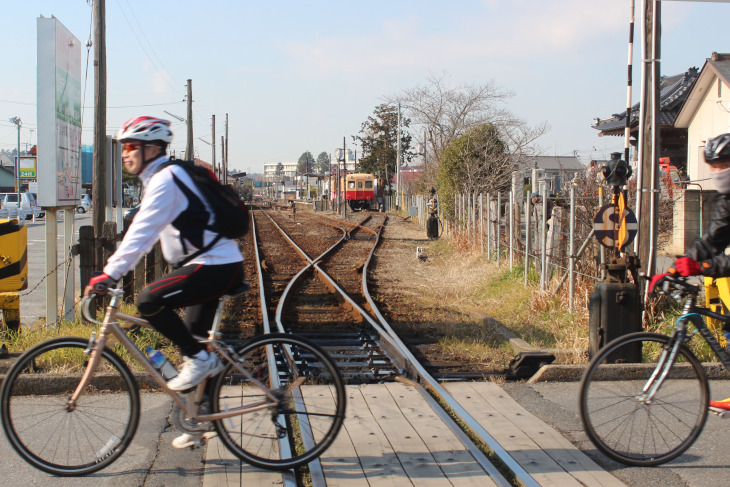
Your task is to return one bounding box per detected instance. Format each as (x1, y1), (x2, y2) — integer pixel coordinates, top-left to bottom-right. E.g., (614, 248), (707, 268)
(113, 0), (182, 94)
(121, 0), (183, 88)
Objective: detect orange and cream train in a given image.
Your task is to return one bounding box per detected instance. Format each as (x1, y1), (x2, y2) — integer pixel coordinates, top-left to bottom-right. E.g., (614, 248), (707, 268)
(332, 173), (376, 210)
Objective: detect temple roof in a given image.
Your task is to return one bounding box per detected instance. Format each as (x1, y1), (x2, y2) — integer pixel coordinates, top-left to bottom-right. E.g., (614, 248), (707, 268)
(592, 67), (699, 136)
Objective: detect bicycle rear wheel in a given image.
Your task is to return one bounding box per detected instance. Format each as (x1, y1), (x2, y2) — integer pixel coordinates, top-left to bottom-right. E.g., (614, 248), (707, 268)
(579, 332), (708, 466)
(0, 337), (140, 475)
(211, 333), (346, 470)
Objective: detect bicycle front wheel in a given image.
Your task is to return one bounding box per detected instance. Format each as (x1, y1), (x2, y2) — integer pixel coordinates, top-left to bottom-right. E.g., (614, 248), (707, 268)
(0, 337), (140, 476)
(211, 333), (346, 471)
(579, 332), (708, 466)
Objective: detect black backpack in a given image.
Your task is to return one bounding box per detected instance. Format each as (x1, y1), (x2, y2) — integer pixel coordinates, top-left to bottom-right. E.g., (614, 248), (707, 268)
(154, 158), (249, 264)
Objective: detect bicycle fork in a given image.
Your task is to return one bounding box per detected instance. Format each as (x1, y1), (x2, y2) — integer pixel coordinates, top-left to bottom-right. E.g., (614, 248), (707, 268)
(66, 332), (107, 411)
(638, 327), (687, 405)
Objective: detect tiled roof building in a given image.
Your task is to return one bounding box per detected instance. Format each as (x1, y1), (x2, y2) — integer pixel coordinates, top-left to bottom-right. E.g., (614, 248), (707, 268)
(592, 67), (699, 170)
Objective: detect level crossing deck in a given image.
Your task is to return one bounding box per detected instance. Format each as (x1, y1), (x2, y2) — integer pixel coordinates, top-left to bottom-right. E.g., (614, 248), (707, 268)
(202, 381), (624, 487)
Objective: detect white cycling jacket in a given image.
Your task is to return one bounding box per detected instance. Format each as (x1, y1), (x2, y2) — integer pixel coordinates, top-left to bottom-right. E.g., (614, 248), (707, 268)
(103, 156), (243, 280)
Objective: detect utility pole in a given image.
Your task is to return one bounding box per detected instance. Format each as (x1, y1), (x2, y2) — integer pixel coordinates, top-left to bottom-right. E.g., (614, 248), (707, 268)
(9, 117), (20, 194)
(185, 79), (193, 160)
(220, 135), (225, 181)
(211, 115), (216, 176)
(637, 0), (660, 278)
(93, 0), (107, 266)
(342, 137), (347, 218)
(224, 114), (229, 185)
(396, 103), (402, 210)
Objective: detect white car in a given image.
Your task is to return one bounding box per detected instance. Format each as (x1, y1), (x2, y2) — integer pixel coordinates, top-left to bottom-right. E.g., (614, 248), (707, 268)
(77, 194), (92, 213)
(0, 192), (45, 220)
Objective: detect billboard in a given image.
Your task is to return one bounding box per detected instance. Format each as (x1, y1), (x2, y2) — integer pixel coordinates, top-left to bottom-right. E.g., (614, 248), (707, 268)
(36, 16), (82, 207)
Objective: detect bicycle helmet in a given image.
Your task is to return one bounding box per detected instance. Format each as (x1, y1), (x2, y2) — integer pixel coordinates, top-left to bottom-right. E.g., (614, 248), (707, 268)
(118, 116), (173, 145)
(704, 133), (730, 163)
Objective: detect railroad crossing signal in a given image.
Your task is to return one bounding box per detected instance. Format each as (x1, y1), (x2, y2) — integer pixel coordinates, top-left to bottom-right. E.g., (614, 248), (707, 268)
(593, 203), (638, 250)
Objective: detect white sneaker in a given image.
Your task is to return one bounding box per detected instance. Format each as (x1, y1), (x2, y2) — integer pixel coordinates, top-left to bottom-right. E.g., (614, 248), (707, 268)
(172, 431), (218, 449)
(166, 354), (225, 391)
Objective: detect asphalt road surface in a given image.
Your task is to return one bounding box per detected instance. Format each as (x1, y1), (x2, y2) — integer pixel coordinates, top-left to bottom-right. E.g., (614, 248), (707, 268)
(505, 379), (730, 487)
(21, 210), (92, 328)
(0, 393), (205, 486)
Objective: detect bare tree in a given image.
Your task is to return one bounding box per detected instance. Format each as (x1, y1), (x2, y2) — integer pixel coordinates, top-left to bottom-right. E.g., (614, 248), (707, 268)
(390, 72), (514, 162)
(390, 72), (549, 190)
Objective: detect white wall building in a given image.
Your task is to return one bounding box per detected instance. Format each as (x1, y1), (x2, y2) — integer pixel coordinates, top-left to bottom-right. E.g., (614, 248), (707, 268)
(263, 161), (298, 180)
(675, 52), (730, 192)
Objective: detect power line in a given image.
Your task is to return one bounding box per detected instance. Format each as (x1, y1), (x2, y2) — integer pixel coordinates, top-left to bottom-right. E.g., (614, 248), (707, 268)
(113, 0), (180, 93)
(122, 0), (183, 87)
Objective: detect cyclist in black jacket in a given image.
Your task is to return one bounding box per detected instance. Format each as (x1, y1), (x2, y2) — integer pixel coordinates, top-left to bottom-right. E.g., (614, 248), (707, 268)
(650, 133), (730, 410)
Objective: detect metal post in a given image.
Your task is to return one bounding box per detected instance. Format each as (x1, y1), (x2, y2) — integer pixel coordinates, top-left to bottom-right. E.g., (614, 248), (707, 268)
(497, 192), (501, 266)
(599, 186), (606, 280)
(485, 193), (490, 258)
(569, 184), (576, 313)
(471, 193), (475, 249)
(524, 198), (531, 286)
(480, 193), (484, 254)
(540, 181), (547, 291)
(509, 190), (514, 271)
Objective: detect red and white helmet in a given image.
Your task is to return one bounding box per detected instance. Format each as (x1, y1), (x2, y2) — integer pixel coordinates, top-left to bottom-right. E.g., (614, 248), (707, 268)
(117, 116), (173, 144)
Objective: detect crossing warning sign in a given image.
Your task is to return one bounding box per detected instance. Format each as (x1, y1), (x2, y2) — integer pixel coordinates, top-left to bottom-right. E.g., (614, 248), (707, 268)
(594, 204), (638, 250)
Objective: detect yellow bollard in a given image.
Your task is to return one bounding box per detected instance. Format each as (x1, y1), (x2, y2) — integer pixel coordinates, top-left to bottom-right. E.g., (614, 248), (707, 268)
(0, 292), (19, 332)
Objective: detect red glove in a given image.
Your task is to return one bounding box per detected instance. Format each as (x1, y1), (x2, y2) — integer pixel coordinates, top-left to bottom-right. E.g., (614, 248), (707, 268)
(671, 257), (702, 277)
(84, 273), (117, 296)
(648, 273), (670, 294)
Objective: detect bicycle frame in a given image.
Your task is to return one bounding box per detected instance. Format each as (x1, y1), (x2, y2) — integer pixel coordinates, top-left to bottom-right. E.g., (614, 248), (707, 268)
(640, 294), (730, 403)
(75, 288), (281, 423)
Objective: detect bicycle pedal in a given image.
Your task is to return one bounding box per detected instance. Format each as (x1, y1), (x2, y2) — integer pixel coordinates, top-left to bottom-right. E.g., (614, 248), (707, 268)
(709, 406), (729, 417)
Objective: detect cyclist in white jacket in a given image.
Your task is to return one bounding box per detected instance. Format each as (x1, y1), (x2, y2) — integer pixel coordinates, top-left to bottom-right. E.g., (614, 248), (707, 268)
(84, 116), (244, 396)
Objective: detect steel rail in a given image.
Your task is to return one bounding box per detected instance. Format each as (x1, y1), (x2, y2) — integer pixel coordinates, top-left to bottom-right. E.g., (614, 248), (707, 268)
(254, 208), (530, 485)
(257, 210), (394, 343)
(248, 209), (299, 487)
(360, 219), (540, 487)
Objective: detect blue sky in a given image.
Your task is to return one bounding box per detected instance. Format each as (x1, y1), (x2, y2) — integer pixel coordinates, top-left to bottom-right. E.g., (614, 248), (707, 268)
(1, 0), (728, 174)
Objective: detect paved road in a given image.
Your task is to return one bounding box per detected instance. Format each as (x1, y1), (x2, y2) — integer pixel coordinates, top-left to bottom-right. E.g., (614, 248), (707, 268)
(0, 393), (204, 486)
(19, 211), (87, 327)
(505, 379), (730, 487)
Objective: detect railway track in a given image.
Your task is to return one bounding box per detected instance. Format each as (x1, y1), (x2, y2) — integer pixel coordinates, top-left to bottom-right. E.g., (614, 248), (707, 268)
(236, 206), (541, 487)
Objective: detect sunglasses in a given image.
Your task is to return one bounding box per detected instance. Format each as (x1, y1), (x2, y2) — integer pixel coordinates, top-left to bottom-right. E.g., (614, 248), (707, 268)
(122, 142), (141, 152)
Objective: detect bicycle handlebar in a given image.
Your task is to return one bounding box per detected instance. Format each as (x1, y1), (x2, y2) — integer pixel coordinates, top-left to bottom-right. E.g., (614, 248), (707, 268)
(80, 287), (125, 325)
(653, 274), (700, 298)
(80, 296), (103, 325)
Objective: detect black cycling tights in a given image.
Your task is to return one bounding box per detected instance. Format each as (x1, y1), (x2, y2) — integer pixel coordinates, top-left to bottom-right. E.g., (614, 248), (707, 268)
(137, 262), (243, 357)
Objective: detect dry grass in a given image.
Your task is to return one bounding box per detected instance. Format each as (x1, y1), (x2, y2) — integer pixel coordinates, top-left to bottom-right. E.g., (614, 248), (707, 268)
(2, 301), (180, 372)
(394, 236), (593, 365)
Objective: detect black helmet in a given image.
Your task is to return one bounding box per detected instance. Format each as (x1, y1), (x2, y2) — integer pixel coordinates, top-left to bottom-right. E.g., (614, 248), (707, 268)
(704, 134), (730, 163)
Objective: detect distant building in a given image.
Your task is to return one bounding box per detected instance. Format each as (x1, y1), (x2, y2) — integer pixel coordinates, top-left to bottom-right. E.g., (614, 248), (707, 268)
(515, 155), (585, 195)
(331, 148), (357, 173)
(592, 67), (699, 172)
(263, 162), (297, 180)
(675, 52), (730, 190)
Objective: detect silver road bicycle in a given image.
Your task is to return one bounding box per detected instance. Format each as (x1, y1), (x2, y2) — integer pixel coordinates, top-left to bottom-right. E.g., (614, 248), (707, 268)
(0, 286), (346, 476)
